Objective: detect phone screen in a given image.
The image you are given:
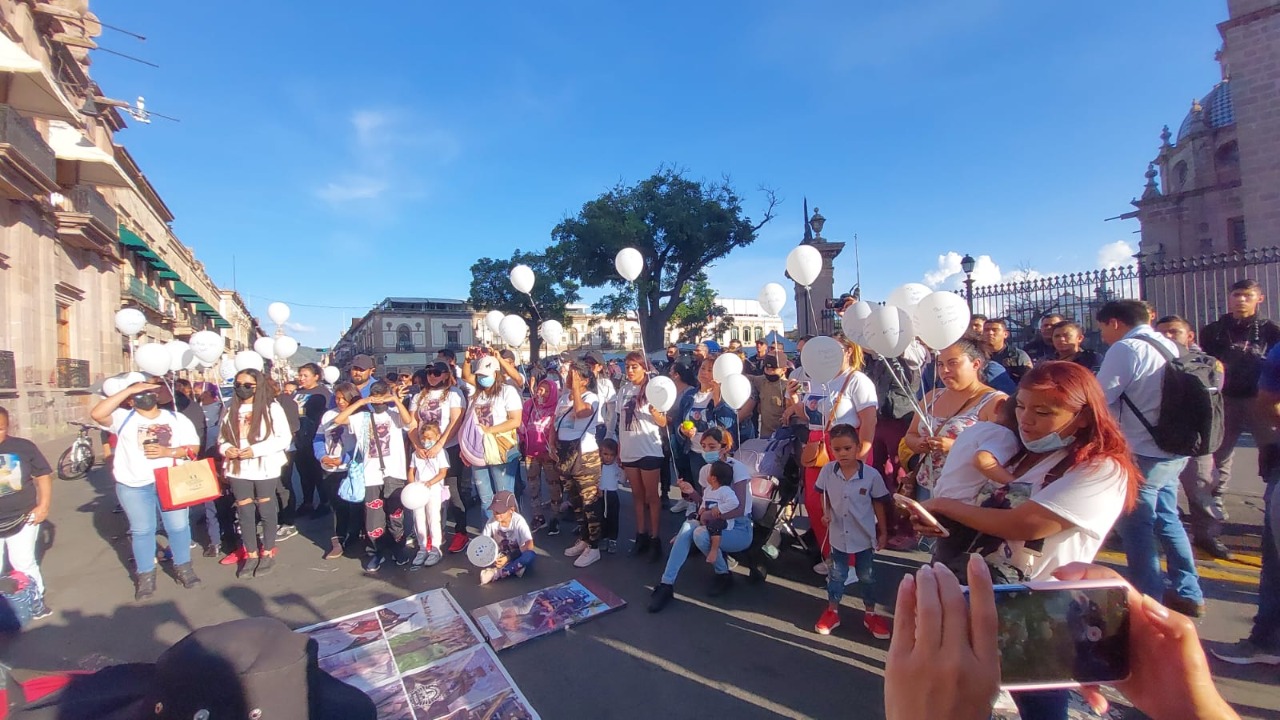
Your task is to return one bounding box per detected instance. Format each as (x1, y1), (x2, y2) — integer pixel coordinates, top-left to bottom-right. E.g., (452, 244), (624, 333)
(993, 582), (1130, 689)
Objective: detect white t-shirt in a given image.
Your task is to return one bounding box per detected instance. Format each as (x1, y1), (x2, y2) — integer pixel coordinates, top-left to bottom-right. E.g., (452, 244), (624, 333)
(555, 391), (601, 454)
(701, 485), (740, 517)
(992, 454), (1129, 581)
(411, 452), (450, 485)
(220, 402), (292, 480)
(932, 422), (1021, 504)
(599, 462), (623, 492)
(803, 370), (878, 431)
(347, 409), (408, 485)
(595, 377), (616, 430)
(696, 457), (753, 524)
(613, 382), (664, 461)
(815, 460), (890, 554)
(315, 409), (355, 472)
(483, 513), (533, 558)
(469, 384), (522, 429)
(409, 388), (463, 439)
(109, 408), (201, 488)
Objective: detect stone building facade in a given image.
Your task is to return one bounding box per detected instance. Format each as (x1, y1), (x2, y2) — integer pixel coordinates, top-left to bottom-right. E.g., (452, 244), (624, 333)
(330, 298), (477, 376)
(0, 0), (244, 441)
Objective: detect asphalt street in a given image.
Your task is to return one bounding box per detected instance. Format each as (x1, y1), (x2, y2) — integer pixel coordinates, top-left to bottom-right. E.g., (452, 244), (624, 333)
(5, 433), (1278, 719)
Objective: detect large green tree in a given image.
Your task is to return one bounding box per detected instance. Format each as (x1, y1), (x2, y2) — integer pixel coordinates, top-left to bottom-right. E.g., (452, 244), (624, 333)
(669, 273), (735, 343)
(551, 168), (776, 353)
(469, 249), (580, 361)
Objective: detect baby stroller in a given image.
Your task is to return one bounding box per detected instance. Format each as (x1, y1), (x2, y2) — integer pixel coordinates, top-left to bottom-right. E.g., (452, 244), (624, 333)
(730, 427), (806, 582)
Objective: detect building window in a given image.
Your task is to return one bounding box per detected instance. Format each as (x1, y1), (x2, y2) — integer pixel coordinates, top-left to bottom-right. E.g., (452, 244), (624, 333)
(396, 324), (413, 352)
(56, 302), (71, 358)
(1229, 217), (1247, 253)
(446, 329), (460, 347)
(729, 327), (740, 342)
(569, 328), (579, 345)
(754, 326), (764, 340)
(1175, 161), (1188, 190)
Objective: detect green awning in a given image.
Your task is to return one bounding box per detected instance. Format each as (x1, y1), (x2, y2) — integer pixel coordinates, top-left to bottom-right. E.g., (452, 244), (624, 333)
(213, 319), (232, 329)
(157, 269), (180, 281)
(145, 254), (173, 272)
(172, 281), (202, 300)
(135, 247), (158, 261)
(194, 301), (217, 315)
(118, 226), (149, 250)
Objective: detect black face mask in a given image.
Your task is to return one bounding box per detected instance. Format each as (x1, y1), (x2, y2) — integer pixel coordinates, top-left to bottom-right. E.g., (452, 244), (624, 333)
(132, 392), (158, 411)
(234, 386), (256, 401)
(764, 373), (781, 382)
(370, 403), (388, 413)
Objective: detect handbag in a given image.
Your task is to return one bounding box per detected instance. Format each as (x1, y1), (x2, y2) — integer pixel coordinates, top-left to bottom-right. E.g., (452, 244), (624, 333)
(482, 429), (520, 466)
(801, 372), (856, 468)
(340, 447), (366, 503)
(155, 453), (220, 511)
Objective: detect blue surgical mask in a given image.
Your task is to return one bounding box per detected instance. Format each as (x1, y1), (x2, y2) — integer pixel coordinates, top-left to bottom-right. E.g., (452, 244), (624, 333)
(477, 375), (496, 389)
(423, 440), (435, 450)
(702, 450), (721, 463)
(1019, 427), (1076, 453)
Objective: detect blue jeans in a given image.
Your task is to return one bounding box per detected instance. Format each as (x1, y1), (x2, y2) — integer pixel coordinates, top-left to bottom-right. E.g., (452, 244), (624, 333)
(661, 518), (752, 585)
(1252, 476), (1280, 651)
(472, 458), (519, 519)
(1118, 455), (1202, 604)
(117, 482), (192, 573)
(828, 548), (876, 610)
(497, 550), (536, 579)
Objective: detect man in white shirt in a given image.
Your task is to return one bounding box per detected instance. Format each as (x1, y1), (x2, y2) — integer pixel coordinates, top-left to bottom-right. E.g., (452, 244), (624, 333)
(1096, 300), (1205, 616)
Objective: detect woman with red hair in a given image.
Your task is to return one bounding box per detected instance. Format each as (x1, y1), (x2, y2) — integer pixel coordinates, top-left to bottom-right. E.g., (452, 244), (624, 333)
(919, 361), (1140, 582)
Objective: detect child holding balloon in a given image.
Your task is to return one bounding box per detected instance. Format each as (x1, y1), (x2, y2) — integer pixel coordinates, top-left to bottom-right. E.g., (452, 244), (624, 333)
(479, 491), (536, 585)
(406, 424), (449, 568)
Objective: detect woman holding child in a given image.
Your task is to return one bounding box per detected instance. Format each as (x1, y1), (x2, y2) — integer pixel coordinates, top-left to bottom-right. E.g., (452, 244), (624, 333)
(916, 361), (1139, 720)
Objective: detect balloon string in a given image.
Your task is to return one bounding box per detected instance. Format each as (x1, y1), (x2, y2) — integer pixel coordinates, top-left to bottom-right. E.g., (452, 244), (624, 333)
(882, 357), (934, 436)
(805, 287), (819, 336)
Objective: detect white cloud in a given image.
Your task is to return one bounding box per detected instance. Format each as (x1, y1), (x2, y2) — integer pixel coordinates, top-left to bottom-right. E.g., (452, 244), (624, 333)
(284, 321), (316, 334)
(315, 175), (389, 203)
(923, 251), (1029, 291)
(314, 109), (459, 208)
(1097, 240), (1136, 269)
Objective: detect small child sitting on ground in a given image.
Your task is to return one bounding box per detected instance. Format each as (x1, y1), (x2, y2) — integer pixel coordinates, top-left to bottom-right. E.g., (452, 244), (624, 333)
(479, 491), (536, 585)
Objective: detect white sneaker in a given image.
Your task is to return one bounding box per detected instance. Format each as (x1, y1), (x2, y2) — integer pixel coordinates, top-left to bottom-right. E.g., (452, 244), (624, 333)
(813, 561), (829, 576)
(574, 547), (602, 568)
(479, 567), (499, 585)
(564, 540), (589, 558)
(670, 499), (691, 514)
(411, 549), (428, 568)
(424, 548), (443, 567)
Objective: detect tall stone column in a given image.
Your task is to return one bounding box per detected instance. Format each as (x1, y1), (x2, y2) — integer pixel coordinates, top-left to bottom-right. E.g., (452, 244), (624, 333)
(792, 206), (845, 337)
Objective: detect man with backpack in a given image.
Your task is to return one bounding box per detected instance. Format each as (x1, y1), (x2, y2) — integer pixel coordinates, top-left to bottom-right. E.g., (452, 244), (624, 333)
(1096, 300), (1207, 617)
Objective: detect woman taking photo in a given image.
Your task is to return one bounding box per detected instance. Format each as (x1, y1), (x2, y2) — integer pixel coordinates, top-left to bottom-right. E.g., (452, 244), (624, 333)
(675, 358), (738, 487)
(904, 338), (1005, 503)
(784, 336), (878, 574)
(553, 361), (605, 569)
(917, 361), (1139, 720)
(91, 380), (203, 600)
(464, 356), (523, 516)
(409, 362), (467, 548)
(614, 352), (669, 560)
(649, 427), (753, 612)
(219, 369), (293, 579)
(315, 382), (364, 559)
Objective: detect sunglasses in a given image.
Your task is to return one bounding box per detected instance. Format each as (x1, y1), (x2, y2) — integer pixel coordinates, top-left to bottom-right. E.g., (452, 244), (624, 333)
(427, 368), (446, 376)
(234, 383), (257, 390)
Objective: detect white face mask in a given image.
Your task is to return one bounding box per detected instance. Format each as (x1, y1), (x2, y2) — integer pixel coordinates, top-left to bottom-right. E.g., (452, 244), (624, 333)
(1018, 425), (1076, 453)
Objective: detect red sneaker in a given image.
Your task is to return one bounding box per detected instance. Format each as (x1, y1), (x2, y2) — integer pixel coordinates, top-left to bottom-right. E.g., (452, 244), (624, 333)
(447, 533), (469, 554)
(864, 611), (892, 640)
(814, 608), (841, 635)
(219, 547), (247, 566)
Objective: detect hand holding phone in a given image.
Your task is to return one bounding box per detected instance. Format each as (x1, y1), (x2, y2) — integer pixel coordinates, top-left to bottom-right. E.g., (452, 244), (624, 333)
(893, 494), (949, 537)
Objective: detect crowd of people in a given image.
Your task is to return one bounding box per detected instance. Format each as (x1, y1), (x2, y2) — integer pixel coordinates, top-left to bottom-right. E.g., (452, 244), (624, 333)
(1, 280), (1277, 719)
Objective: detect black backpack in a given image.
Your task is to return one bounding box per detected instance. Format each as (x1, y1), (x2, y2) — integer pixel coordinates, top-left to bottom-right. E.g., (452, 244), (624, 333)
(867, 355), (919, 421)
(1120, 335), (1224, 457)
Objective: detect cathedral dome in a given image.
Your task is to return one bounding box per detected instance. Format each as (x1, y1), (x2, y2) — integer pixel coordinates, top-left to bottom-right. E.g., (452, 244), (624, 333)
(1176, 80), (1234, 141)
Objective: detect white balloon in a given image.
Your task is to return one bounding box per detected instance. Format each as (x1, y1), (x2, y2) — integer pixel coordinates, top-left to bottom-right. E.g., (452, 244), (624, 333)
(799, 336), (845, 384)
(267, 302), (291, 326)
(400, 482), (430, 512)
(274, 336), (300, 360)
(135, 343), (172, 377)
(887, 283), (933, 310)
(721, 374), (753, 411)
(190, 330), (223, 363)
(322, 366), (341, 384)
(786, 245), (823, 287)
(758, 283), (787, 316)
(166, 340), (194, 373)
(646, 376), (678, 413)
(842, 300), (874, 343)
(712, 353), (744, 383)
(499, 314), (528, 346)
(615, 247), (644, 282)
(220, 358), (237, 380)
(103, 371), (145, 397)
(254, 337), (277, 359)
(234, 350), (264, 372)
(913, 291), (971, 350)
(485, 310), (505, 335)
(539, 320), (564, 347)
(862, 305), (916, 358)
(114, 308), (146, 336)
(509, 264), (536, 295)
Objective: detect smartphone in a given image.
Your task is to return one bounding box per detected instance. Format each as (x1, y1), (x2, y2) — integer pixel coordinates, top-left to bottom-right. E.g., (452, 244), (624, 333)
(892, 494), (949, 537)
(987, 579), (1131, 691)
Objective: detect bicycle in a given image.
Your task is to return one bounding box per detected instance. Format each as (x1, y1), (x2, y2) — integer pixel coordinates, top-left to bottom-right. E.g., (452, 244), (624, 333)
(57, 421), (98, 480)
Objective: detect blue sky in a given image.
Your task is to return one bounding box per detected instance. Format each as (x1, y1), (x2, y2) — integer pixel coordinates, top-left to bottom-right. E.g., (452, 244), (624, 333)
(92, 1), (1227, 345)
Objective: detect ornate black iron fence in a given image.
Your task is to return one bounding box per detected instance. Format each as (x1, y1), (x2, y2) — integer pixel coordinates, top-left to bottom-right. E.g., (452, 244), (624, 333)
(970, 247), (1280, 351)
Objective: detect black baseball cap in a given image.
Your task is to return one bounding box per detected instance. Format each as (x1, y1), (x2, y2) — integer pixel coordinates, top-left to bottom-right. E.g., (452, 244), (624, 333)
(581, 349), (604, 365)
(427, 361), (450, 375)
(351, 354), (375, 370)
(763, 355), (782, 369)
(489, 490), (518, 514)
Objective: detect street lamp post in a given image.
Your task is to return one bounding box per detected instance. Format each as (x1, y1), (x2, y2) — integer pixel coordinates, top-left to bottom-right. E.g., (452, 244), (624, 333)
(961, 253), (976, 312)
